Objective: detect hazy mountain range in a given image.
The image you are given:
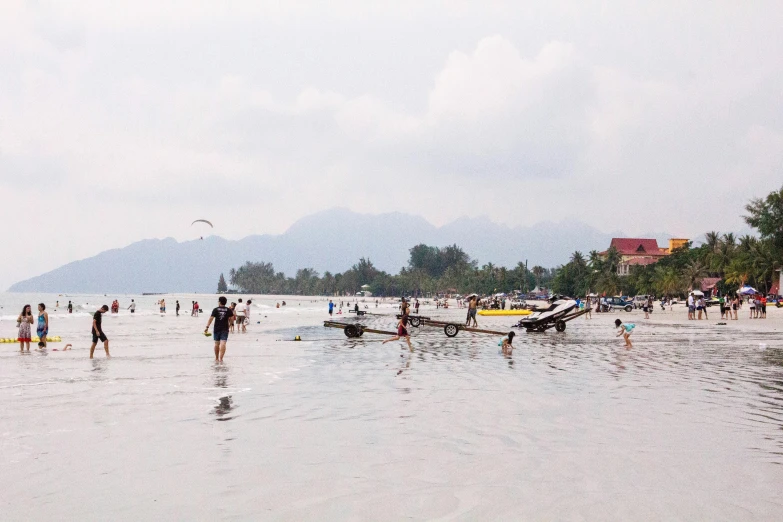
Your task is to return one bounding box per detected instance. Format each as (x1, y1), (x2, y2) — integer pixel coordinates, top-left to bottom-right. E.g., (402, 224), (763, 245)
(9, 208), (673, 293)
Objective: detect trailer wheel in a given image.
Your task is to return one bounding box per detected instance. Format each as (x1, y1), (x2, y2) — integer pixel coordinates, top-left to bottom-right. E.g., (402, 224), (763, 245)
(555, 320), (566, 332)
(410, 317), (421, 328)
(344, 325), (358, 338)
(444, 324), (459, 337)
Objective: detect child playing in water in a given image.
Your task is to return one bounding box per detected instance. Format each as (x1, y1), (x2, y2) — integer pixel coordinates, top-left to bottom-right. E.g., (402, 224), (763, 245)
(615, 318), (635, 348)
(499, 331), (515, 354)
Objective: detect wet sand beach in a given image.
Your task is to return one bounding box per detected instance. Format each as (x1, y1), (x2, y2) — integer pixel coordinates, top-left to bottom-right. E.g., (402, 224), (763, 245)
(1, 293), (783, 520)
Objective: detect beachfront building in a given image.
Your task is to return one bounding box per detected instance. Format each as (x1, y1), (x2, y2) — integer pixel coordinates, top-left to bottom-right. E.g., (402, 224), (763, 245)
(700, 277), (722, 297)
(604, 238), (690, 276)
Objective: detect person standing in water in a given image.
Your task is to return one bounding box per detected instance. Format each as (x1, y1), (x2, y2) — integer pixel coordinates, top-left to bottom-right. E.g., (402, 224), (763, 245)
(17, 304), (34, 352)
(243, 300), (251, 331)
(37, 303), (49, 348)
(176, 300), (180, 316)
(204, 296), (234, 363)
(228, 302), (237, 333)
(90, 305), (111, 359)
(328, 300), (334, 316)
(67, 301), (73, 314)
(466, 296), (478, 327)
(128, 299), (136, 314)
(235, 298), (245, 331)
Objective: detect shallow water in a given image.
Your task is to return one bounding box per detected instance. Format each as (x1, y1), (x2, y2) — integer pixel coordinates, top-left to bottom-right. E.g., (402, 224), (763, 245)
(1, 293), (783, 520)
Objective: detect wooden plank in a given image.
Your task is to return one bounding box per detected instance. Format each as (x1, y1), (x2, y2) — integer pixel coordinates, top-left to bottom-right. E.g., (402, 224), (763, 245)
(458, 326), (509, 335)
(360, 328), (398, 336)
(419, 319), (508, 336)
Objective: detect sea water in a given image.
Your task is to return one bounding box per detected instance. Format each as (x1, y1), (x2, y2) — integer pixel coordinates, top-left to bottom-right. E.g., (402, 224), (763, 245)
(1, 293), (782, 520)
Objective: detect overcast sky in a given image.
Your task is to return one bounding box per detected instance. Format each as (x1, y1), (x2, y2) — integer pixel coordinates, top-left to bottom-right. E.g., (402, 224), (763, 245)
(1, 0), (782, 289)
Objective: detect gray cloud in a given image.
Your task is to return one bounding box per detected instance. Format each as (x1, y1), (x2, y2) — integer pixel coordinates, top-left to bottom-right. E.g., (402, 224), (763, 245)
(0, 0), (782, 289)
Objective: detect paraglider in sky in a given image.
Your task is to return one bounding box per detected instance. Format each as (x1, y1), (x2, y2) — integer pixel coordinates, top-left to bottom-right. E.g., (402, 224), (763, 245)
(191, 219), (213, 240)
(191, 219), (213, 228)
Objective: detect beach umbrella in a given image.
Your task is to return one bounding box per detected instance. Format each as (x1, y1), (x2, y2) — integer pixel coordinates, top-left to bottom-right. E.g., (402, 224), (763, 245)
(690, 290), (704, 297)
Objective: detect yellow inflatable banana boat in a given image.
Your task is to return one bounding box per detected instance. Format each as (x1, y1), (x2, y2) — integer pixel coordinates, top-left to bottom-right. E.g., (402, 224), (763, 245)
(477, 310), (533, 316)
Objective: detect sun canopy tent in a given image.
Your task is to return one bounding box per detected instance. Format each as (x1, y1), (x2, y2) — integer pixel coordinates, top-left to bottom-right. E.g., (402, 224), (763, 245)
(738, 286), (758, 295)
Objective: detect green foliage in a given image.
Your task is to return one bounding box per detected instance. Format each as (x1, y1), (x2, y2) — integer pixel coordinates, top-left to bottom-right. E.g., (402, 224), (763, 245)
(227, 245), (550, 296)
(217, 273), (228, 293)
(745, 184), (783, 250)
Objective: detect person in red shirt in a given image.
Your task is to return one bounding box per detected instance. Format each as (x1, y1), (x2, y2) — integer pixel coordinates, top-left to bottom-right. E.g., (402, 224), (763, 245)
(761, 296), (767, 318)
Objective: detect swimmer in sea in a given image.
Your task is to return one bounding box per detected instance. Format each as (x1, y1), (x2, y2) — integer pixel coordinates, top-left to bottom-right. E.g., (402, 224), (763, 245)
(53, 344), (73, 351)
(615, 318), (635, 348)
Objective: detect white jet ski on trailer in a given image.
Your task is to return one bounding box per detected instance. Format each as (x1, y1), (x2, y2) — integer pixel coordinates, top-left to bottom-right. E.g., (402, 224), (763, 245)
(513, 299), (586, 332)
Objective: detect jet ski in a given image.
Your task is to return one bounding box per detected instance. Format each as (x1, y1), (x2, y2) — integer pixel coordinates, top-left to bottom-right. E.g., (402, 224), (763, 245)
(513, 299), (579, 332)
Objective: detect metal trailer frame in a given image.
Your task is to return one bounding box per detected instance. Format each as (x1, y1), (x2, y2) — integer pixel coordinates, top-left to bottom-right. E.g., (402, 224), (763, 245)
(414, 318), (509, 338)
(395, 314), (431, 327)
(323, 320), (397, 338)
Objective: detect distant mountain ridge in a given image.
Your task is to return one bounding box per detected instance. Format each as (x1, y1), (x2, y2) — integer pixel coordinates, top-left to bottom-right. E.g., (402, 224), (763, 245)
(8, 208), (673, 293)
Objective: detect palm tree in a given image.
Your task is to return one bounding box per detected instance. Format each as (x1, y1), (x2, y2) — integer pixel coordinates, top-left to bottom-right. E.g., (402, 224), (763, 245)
(750, 240), (777, 292)
(704, 231), (721, 253)
(681, 260), (708, 291)
(604, 246), (621, 274)
(532, 266), (545, 288)
(655, 266), (682, 297)
(724, 258), (750, 288)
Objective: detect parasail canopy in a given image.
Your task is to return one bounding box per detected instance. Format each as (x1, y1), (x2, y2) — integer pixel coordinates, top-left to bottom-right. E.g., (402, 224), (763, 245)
(191, 219), (213, 228)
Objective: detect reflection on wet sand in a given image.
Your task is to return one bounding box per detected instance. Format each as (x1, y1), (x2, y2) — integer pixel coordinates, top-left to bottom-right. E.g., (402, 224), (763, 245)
(212, 364), (235, 421)
(4, 298), (783, 519)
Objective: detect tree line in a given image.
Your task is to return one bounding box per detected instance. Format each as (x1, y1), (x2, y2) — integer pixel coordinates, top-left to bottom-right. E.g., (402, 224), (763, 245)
(221, 185), (783, 298)
(222, 244), (553, 297)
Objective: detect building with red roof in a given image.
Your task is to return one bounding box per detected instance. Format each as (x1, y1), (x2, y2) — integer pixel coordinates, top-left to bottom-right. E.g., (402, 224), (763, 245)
(604, 238), (689, 276)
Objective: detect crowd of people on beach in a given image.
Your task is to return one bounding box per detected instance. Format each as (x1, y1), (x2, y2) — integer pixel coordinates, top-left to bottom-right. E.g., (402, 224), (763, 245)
(11, 296), (254, 361)
(9, 290), (776, 363)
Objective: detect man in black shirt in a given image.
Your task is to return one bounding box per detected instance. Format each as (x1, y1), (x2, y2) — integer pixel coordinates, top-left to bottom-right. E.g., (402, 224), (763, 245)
(90, 305), (111, 359)
(205, 296), (234, 362)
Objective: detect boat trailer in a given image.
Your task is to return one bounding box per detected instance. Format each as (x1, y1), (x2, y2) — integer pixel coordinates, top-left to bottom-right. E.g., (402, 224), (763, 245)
(324, 317), (509, 338)
(514, 308), (590, 333)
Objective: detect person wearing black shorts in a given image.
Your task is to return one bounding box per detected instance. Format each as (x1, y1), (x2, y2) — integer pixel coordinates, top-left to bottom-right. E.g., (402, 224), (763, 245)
(90, 305), (111, 359)
(205, 296), (234, 362)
